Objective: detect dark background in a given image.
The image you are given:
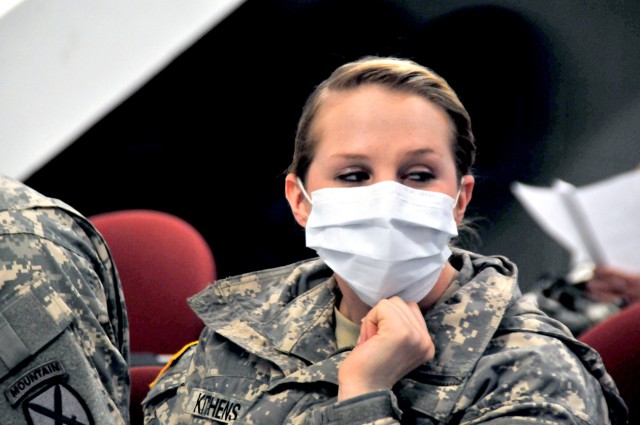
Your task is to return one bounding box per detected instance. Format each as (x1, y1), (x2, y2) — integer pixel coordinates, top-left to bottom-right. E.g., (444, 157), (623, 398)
(25, 0), (640, 292)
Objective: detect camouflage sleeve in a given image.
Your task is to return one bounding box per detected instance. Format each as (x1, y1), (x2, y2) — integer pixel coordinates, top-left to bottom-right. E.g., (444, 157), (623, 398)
(0, 209), (129, 425)
(142, 344), (197, 424)
(301, 390), (402, 424)
(457, 330), (615, 424)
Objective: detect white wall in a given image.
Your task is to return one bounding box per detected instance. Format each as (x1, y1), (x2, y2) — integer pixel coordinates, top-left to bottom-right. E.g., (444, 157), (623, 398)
(0, 0), (244, 180)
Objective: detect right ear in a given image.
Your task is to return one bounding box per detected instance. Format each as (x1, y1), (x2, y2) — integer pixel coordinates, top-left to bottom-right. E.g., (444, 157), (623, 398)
(285, 173), (311, 228)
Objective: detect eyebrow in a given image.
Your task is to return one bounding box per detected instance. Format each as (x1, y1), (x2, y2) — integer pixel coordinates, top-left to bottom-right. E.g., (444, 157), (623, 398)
(328, 153), (369, 161)
(405, 148), (437, 157)
(330, 149), (437, 159)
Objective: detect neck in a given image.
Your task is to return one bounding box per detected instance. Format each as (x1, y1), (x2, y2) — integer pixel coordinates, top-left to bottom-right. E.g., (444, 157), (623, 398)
(417, 262), (457, 310)
(336, 280), (370, 324)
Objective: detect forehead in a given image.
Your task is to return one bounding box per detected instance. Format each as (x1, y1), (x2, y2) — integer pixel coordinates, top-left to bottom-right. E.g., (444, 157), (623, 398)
(311, 85), (454, 157)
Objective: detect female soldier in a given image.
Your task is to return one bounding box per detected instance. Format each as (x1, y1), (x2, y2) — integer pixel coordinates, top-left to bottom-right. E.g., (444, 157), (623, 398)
(142, 56), (627, 424)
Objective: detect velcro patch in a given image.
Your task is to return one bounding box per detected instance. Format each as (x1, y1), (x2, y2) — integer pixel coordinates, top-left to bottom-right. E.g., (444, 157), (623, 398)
(5, 360), (67, 406)
(23, 382), (93, 425)
(186, 388), (246, 423)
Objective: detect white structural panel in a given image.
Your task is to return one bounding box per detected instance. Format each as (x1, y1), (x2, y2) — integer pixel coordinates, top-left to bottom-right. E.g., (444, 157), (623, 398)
(0, 0), (244, 180)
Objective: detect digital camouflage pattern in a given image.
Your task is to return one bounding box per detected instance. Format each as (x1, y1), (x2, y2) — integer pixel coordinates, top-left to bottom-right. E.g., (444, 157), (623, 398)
(143, 249), (628, 424)
(0, 174), (129, 425)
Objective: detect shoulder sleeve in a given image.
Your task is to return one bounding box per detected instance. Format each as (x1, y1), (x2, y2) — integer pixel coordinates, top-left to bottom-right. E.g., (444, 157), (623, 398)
(0, 207), (129, 424)
(143, 342), (198, 405)
(142, 342), (199, 423)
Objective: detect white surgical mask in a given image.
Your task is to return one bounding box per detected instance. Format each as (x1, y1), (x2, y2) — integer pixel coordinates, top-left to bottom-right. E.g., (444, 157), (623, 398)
(299, 178), (460, 307)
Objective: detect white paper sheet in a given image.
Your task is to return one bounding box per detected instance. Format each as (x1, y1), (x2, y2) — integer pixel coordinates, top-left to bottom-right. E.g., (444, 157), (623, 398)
(511, 169), (640, 274)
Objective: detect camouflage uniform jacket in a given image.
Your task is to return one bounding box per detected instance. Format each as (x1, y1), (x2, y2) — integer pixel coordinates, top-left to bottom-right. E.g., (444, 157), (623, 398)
(0, 174), (130, 425)
(143, 249), (627, 424)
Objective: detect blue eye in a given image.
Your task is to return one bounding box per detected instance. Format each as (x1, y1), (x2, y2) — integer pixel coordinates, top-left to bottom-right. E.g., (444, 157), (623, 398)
(337, 171), (370, 183)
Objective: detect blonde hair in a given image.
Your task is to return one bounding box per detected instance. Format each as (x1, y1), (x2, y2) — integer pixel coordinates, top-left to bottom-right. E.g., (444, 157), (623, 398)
(288, 56), (476, 184)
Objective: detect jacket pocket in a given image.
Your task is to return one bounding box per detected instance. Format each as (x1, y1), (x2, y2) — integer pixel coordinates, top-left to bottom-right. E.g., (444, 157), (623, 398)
(0, 276), (73, 380)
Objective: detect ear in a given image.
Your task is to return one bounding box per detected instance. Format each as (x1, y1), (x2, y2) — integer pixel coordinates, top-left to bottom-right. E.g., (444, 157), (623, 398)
(454, 174), (474, 224)
(285, 173), (311, 228)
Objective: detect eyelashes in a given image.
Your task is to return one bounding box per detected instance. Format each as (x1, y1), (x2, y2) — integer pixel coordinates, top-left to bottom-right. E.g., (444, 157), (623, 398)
(336, 170), (370, 183)
(403, 171), (436, 183)
(335, 169), (436, 185)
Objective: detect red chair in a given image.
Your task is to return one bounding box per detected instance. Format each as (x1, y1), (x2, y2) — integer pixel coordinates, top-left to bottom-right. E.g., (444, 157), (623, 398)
(578, 302), (640, 424)
(89, 209), (216, 424)
(128, 365), (163, 425)
(90, 209), (216, 358)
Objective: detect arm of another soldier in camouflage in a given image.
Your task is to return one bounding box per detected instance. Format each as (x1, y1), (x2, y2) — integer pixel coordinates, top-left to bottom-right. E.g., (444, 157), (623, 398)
(0, 210), (129, 425)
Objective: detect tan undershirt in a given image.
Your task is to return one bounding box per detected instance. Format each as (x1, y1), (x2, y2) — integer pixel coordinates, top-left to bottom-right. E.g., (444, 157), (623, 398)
(334, 306), (360, 349)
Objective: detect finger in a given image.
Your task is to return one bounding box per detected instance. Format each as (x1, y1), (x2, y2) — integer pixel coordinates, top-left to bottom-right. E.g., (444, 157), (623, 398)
(359, 315), (377, 343)
(361, 297), (429, 342)
(588, 288), (625, 303)
(385, 298), (435, 361)
(384, 297), (428, 332)
(588, 278), (626, 293)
